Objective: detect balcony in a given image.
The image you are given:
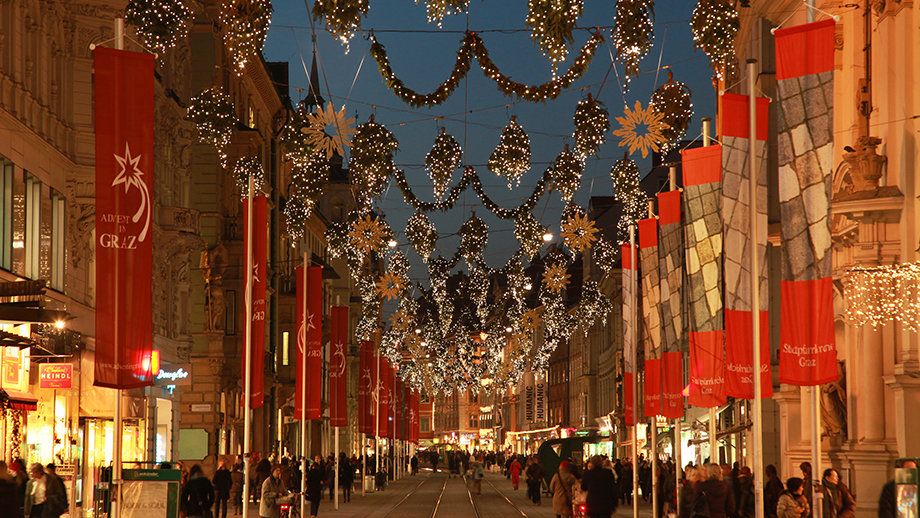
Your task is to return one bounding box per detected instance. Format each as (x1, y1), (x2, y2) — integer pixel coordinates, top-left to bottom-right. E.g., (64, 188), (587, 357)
(159, 206), (201, 235)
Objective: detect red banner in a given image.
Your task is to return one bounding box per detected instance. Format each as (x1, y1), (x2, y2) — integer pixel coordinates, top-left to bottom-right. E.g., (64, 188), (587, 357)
(721, 93), (770, 140)
(93, 47), (155, 390)
(359, 340), (374, 434)
(624, 371), (635, 426)
(779, 278), (838, 385)
(681, 145), (722, 186)
(295, 267), (306, 419)
(689, 330), (726, 408)
(305, 266), (323, 419)
(725, 310), (772, 398)
(409, 389), (420, 443)
(661, 352), (683, 419)
(775, 19), (836, 80)
(395, 377), (403, 440)
(644, 359), (661, 417)
(378, 356), (391, 437)
(330, 306), (348, 427)
(242, 196), (267, 409)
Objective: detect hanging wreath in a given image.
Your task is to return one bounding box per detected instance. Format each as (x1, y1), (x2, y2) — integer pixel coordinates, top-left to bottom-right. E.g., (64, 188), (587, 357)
(302, 103), (356, 160)
(551, 146), (582, 203)
(425, 130), (463, 201)
(218, 0), (273, 73)
(650, 72), (693, 154)
(488, 118), (531, 188)
(611, 156), (646, 242)
(284, 153), (329, 239)
(459, 213), (488, 265)
(593, 238), (620, 273)
(612, 100), (670, 159)
(614, 0), (655, 83)
(125, 0), (192, 54)
(406, 212), (438, 262)
(231, 156), (265, 197)
(515, 211), (544, 259)
(421, 0), (469, 26)
(573, 94), (609, 159)
(525, 0), (584, 64)
(312, 0), (369, 49)
(691, 0), (739, 78)
(349, 117), (399, 207)
(349, 214), (391, 255)
(187, 86), (236, 167)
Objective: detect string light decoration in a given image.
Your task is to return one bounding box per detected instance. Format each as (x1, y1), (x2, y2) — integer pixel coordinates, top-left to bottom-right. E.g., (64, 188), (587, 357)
(844, 262), (920, 332)
(284, 198), (309, 240)
(459, 213), (489, 265)
(368, 31), (604, 105)
(577, 280), (613, 336)
(356, 301), (381, 341)
(525, 0), (584, 64)
(312, 0), (368, 49)
(593, 238), (620, 274)
(405, 212), (438, 262)
(349, 117), (399, 207)
(348, 214), (392, 255)
(420, 0), (469, 27)
(389, 249), (411, 277)
(611, 155), (641, 201)
(551, 146), (583, 202)
(691, 0), (739, 78)
(232, 157), (266, 197)
(573, 94), (610, 159)
(468, 267), (490, 320)
(325, 220), (351, 258)
(543, 262), (571, 293)
(650, 72), (693, 153)
(561, 212), (599, 253)
(376, 272), (406, 301)
(285, 154), (328, 239)
(218, 0), (273, 73)
(281, 105), (315, 167)
(425, 130), (463, 200)
(302, 103), (356, 160)
(612, 100), (671, 159)
(505, 256), (528, 303)
(613, 0), (655, 83)
(489, 118), (531, 188)
(125, 0), (191, 54)
(187, 86), (236, 167)
(515, 211), (545, 259)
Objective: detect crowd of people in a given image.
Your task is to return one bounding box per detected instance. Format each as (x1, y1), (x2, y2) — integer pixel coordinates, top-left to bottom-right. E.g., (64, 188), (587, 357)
(0, 460), (68, 518)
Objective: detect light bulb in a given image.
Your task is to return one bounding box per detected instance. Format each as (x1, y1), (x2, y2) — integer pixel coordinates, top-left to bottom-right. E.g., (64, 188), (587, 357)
(524, 283), (533, 291)
(506, 326), (513, 333)
(543, 231), (553, 242)
(388, 239), (398, 248)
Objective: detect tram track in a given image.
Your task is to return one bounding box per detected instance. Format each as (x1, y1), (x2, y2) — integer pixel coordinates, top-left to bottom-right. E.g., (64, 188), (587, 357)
(461, 475), (532, 518)
(379, 472), (449, 518)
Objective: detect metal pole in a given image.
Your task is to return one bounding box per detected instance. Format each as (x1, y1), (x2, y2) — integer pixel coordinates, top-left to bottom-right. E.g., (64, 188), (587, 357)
(812, 388), (823, 518)
(111, 20), (125, 518)
(300, 258), (308, 515)
(806, 0), (815, 23)
(652, 421), (659, 518)
(375, 346), (380, 490)
(334, 428), (340, 510)
(702, 118), (712, 147)
(669, 165), (677, 192)
(631, 223), (639, 518)
(702, 116), (718, 466)
(674, 421), (682, 514)
(242, 175), (254, 518)
(747, 58), (765, 518)
(362, 434), (366, 496)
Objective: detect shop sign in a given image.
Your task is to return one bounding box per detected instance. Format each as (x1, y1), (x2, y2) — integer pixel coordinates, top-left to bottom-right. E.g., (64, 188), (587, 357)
(153, 364), (192, 386)
(1, 347), (22, 386)
(189, 404), (211, 412)
(535, 381), (546, 422)
(39, 364), (73, 389)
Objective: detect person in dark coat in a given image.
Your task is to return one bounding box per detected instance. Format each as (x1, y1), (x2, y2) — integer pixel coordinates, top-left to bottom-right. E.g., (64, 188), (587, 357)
(699, 463), (736, 518)
(0, 461), (24, 518)
(800, 463), (813, 518)
(818, 469), (855, 518)
(525, 456), (546, 506)
(581, 456), (618, 518)
(181, 464), (215, 518)
(255, 456), (272, 503)
(620, 461), (634, 506)
(213, 460), (233, 518)
(339, 455), (354, 503)
(410, 455), (419, 476)
(879, 459), (917, 518)
(736, 467), (755, 518)
(231, 464), (245, 516)
(679, 465), (705, 518)
(306, 457), (325, 518)
(765, 464), (785, 518)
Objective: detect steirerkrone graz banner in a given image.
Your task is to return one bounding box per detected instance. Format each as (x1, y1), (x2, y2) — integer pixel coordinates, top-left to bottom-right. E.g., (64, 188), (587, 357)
(94, 47), (155, 389)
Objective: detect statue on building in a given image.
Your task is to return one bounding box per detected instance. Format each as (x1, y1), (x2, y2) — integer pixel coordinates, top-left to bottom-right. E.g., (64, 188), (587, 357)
(821, 361), (848, 438)
(200, 245), (229, 332)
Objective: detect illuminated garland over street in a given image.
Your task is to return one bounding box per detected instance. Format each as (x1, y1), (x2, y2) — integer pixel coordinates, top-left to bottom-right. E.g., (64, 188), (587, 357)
(284, 153), (329, 239)
(526, 0), (584, 64)
(650, 72), (693, 153)
(125, 0), (191, 54)
(611, 156), (647, 242)
(421, 0), (469, 26)
(489, 118), (531, 188)
(312, 0), (369, 49)
(405, 212), (439, 262)
(459, 213), (489, 266)
(231, 156), (266, 197)
(425, 130), (463, 201)
(368, 31), (605, 106)
(187, 86), (236, 167)
(349, 118), (399, 208)
(551, 146), (583, 202)
(573, 94), (610, 159)
(691, 0), (739, 78)
(614, 0), (655, 83)
(218, 0), (273, 73)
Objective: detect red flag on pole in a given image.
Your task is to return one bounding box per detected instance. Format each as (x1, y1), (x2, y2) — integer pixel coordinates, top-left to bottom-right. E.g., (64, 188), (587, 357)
(295, 267), (306, 420)
(409, 389), (420, 444)
(359, 340), (374, 434)
(243, 196), (267, 409)
(330, 306), (348, 427)
(306, 266), (323, 419)
(93, 47), (155, 389)
(622, 243), (637, 426)
(644, 359), (662, 417)
(657, 190), (685, 419)
(378, 356), (390, 438)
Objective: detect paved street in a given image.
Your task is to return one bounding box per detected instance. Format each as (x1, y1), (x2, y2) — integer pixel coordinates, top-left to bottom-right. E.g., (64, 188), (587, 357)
(242, 468), (657, 518)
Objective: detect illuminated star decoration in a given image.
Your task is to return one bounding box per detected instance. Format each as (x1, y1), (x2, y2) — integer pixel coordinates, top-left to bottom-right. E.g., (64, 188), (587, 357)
(112, 142), (152, 242)
(543, 262), (571, 293)
(612, 100), (671, 159)
(520, 307), (543, 331)
(348, 215), (390, 255)
(560, 212), (599, 253)
(376, 272), (405, 301)
(389, 310), (412, 332)
(302, 103), (356, 160)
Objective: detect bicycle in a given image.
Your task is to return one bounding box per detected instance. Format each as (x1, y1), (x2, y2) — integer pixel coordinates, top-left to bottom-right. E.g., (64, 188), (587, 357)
(279, 492), (300, 518)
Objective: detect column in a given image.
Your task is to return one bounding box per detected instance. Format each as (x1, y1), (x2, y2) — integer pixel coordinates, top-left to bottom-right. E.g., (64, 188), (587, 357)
(858, 327), (885, 442)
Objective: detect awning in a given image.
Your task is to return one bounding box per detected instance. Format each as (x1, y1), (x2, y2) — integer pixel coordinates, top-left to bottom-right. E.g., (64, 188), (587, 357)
(0, 389), (39, 411)
(0, 329), (37, 349)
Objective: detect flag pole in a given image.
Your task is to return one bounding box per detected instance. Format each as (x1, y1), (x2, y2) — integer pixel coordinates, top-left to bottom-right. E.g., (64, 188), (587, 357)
(747, 58), (765, 518)
(301, 257), (308, 516)
(631, 222), (639, 518)
(669, 162), (683, 511)
(242, 174), (254, 518)
(702, 117), (718, 465)
(111, 18), (125, 518)
(334, 428), (340, 510)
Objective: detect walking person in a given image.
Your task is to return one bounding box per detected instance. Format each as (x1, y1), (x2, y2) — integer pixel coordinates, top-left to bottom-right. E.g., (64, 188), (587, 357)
(510, 456), (522, 490)
(777, 477), (810, 518)
(736, 467), (756, 518)
(410, 454), (419, 476)
(24, 463), (67, 518)
(231, 464), (245, 516)
(306, 457), (325, 518)
(818, 469), (855, 518)
(181, 464), (215, 518)
(255, 456), (272, 503)
(0, 461), (24, 518)
(800, 463), (814, 518)
(679, 465), (706, 518)
(472, 461), (485, 494)
(213, 460), (233, 518)
(339, 455), (354, 503)
(699, 463), (736, 518)
(765, 465), (785, 518)
(550, 460), (578, 518)
(260, 465), (290, 518)
(620, 460), (634, 506)
(526, 456), (546, 506)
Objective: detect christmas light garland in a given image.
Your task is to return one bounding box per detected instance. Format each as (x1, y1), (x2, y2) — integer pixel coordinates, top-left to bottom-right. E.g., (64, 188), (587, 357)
(425, 130), (463, 201)
(284, 153), (330, 239)
(349, 118), (399, 208)
(610, 156), (646, 242)
(187, 86), (236, 167)
(218, 0), (273, 73)
(405, 212), (438, 262)
(489, 118), (531, 188)
(691, 0), (739, 78)
(125, 0), (192, 54)
(231, 156), (266, 197)
(650, 73), (693, 153)
(515, 211), (545, 259)
(614, 0), (655, 83)
(420, 0), (469, 26)
(573, 94), (610, 159)
(577, 280), (613, 336)
(593, 238), (620, 274)
(551, 146), (583, 202)
(844, 262), (920, 333)
(312, 0), (369, 49)
(525, 0), (584, 64)
(459, 213), (489, 266)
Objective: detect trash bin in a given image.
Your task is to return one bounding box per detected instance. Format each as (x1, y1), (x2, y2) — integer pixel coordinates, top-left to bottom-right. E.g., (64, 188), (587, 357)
(364, 475), (375, 491)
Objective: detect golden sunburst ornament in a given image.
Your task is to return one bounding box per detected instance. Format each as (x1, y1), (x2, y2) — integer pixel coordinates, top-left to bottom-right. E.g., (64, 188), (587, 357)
(376, 272), (405, 301)
(543, 263), (571, 293)
(520, 307), (543, 332)
(611, 100), (671, 159)
(349, 215), (388, 254)
(301, 103), (356, 160)
(389, 310), (412, 332)
(561, 213), (599, 253)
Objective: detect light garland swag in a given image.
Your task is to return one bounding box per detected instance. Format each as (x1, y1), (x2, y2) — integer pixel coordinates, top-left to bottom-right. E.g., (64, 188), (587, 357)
(218, 0), (273, 73)
(526, 0), (584, 64)
(125, 0), (192, 54)
(614, 0), (655, 83)
(691, 0), (739, 78)
(573, 94), (610, 159)
(312, 0), (369, 49)
(650, 72), (693, 154)
(425, 130), (463, 201)
(845, 262), (920, 333)
(187, 86), (236, 167)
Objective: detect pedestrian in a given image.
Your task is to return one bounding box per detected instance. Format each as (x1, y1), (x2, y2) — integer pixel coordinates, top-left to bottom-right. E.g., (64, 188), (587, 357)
(325, 457), (335, 501)
(620, 460), (634, 506)
(231, 464), (245, 516)
(510, 456), (522, 490)
(0, 461), (24, 518)
(431, 452), (439, 473)
(879, 459), (917, 518)
(800, 463), (813, 518)
(699, 463), (736, 518)
(525, 456), (546, 506)
(410, 454), (419, 475)
(679, 465), (706, 518)
(550, 460), (577, 518)
(260, 465), (290, 518)
(255, 456), (272, 503)
(736, 467), (755, 518)
(339, 455), (354, 503)
(818, 469), (855, 518)
(213, 459), (233, 518)
(777, 477), (810, 518)
(765, 465), (784, 518)
(581, 456), (618, 518)
(181, 464), (215, 518)
(23, 463), (67, 518)
(306, 457), (325, 518)
(472, 461), (485, 494)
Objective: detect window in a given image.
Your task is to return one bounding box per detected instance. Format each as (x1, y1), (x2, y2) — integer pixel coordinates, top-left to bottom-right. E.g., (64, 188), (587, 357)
(50, 189), (65, 290)
(225, 290), (237, 335)
(9, 166), (26, 275)
(282, 331), (290, 366)
(24, 174), (40, 279)
(0, 159), (12, 270)
(421, 417), (431, 433)
(469, 414), (478, 428)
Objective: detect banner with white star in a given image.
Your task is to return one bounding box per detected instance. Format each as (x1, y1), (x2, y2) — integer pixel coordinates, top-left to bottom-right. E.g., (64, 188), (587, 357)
(244, 196), (267, 409)
(359, 340), (374, 434)
(93, 47), (155, 389)
(296, 266), (324, 419)
(330, 305), (348, 428)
